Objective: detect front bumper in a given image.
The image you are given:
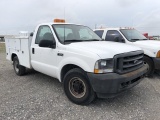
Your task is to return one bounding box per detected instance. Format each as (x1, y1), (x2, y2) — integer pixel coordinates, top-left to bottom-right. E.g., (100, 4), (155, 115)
(87, 65), (148, 98)
(153, 58), (160, 70)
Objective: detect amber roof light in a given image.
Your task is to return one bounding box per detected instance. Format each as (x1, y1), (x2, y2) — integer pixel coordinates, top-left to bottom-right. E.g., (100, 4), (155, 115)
(54, 19), (65, 23)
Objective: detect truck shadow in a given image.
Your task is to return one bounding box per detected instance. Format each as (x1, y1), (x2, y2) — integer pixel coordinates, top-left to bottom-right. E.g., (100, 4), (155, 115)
(25, 69), (39, 75)
(154, 70), (160, 77)
(24, 69), (62, 89)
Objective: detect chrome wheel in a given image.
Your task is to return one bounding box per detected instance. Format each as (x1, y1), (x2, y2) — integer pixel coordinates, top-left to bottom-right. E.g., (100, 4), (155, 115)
(13, 56), (26, 76)
(144, 61), (149, 72)
(69, 77), (86, 98)
(14, 60), (19, 73)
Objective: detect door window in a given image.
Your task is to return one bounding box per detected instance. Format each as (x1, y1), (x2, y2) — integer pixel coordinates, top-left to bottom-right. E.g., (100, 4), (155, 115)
(35, 26), (54, 44)
(105, 30), (123, 42)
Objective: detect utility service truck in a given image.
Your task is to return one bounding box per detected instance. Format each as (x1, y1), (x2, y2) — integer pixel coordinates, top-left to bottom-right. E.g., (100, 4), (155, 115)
(94, 28), (160, 76)
(5, 19), (147, 105)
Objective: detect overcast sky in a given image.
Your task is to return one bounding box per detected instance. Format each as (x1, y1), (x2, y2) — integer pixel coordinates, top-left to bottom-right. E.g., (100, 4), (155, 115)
(0, 0), (160, 35)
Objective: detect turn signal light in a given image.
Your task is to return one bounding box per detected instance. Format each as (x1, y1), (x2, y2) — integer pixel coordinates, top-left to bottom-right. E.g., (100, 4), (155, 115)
(156, 50), (160, 58)
(54, 19), (65, 23)
(94, 69), (99, 74)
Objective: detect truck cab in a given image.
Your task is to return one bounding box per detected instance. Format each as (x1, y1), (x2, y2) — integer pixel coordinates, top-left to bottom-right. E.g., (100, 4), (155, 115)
(5, 20), (147, 105)
(94, 28), (160, 76)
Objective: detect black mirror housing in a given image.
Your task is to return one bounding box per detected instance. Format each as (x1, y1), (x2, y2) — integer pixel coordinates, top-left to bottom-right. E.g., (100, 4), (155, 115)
(114, 37), (119, 42)
(121, 38), (125, 43)
(114, 37), (125, 43)
(30, 32), (34, 37)
(39, 40), (56, 48)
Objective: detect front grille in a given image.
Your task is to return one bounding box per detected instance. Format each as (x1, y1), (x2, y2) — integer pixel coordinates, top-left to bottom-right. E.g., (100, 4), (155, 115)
(114, 51), (144, 74)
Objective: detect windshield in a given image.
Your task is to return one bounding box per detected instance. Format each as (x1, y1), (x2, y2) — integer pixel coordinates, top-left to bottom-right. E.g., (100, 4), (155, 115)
(120, 29), (147, 42)
(52, 24), (101, 44)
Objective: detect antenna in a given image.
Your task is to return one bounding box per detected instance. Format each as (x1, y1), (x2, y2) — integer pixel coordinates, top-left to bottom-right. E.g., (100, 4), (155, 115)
(64, 7), (66, 44)
(64, 7), (65, 21)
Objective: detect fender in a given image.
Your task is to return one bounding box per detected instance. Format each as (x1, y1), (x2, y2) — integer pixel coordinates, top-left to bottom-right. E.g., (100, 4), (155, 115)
(143, 48), (157, 57)
(57, 57), (96, 82)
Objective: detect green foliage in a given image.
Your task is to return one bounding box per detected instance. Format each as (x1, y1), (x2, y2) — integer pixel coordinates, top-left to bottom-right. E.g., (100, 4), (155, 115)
(0, 43), (5, 53)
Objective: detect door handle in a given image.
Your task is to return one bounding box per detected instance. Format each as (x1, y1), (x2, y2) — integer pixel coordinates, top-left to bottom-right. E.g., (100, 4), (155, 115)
(32, 48), (35, 54)
(57, 53), (63, 56)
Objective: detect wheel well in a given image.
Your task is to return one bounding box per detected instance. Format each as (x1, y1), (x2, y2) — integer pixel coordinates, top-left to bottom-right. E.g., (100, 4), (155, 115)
(144, 54), (150, 57)
(144, 54), (153, 61)
(61, 64), (82, 82)
(144, 54), (154, 66)
(11, 54), (17, 61)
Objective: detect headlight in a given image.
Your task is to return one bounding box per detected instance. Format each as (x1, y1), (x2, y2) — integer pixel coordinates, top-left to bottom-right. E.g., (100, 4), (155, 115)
(156, 50), (160, 58)
(94, 59), (114, 73)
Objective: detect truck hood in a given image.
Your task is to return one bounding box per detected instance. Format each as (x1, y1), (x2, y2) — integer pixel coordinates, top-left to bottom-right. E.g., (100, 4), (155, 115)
(68, 41), (141, 59)
(133, 40), (160, 50)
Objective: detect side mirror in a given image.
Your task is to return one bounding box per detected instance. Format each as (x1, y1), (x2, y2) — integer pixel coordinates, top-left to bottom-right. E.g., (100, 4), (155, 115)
(114, 37), (125, 43)
(114, 37), (119, 42)
(39, 40), (56, 48)
(30, 32), (34, 37)
(121, 38), (125, 43)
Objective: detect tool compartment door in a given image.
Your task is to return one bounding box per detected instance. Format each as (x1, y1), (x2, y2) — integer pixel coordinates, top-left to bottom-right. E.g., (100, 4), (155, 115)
(5, 38), (31, 69)
(19, 38), (31, 68)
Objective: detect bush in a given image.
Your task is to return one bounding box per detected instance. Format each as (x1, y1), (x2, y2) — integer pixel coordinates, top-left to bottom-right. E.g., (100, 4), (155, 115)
(0, 42), (5, 53)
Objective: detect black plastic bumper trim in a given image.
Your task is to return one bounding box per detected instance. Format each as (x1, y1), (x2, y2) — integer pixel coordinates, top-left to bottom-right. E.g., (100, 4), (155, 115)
(153, 57), (160, 70)
(87, 65), (148, 98)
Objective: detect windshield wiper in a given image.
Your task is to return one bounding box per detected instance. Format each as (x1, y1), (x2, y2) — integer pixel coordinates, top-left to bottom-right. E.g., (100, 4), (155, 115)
(64, 39), (101, 44)
(64, 39), (84, 43)
(140, 39), (148, 40)
(87, 39), (101, 41)
(131, 38), (148, 42)
(130, 39), (140, 42)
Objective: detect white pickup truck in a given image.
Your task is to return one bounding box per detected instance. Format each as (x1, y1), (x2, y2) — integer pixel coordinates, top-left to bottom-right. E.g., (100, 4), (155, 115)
(5, 20), (147, 105)
(94, 28), (160, 76)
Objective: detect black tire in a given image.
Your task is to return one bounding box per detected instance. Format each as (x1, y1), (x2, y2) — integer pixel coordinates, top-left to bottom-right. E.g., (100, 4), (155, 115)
(13, 56), (26, 76)
(144, 56), (154, 77)
(63, 68), (95, 105)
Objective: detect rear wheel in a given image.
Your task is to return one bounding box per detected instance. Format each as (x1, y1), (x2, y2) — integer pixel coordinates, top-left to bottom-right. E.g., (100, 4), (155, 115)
(144, 56), (154, 77)
(63, 68), (95, 105)
(13, 56), (26, 76)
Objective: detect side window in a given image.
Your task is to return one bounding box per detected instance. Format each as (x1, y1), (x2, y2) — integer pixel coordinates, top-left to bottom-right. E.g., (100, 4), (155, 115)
(94, 30), (104, 38)
(105, 30), (123, 42)
(35, 26), (54, 44)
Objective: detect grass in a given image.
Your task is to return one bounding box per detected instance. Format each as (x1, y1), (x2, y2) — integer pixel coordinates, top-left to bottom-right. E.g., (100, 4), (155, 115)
(0, 42), (5, 53)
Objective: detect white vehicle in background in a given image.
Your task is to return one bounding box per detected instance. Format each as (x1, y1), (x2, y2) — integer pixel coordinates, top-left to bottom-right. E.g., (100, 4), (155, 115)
(5, 20), (147, 105)
(94, 28), (160, 76)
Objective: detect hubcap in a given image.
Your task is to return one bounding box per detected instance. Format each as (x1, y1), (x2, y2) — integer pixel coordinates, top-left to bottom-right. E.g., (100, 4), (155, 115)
(14, 61), (19, 73)
(144, 61), (149, 71)
(69, 77), (86, 98)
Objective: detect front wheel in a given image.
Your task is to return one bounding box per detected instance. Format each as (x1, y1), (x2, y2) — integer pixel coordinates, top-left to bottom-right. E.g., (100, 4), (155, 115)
(144, 56), (154, 77)
(63, 68), (95, 105)
(13, 56), (26, 76)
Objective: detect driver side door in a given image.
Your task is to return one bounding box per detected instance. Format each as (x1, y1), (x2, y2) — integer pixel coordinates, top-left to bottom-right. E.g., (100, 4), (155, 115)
(31, 25), (58, 78)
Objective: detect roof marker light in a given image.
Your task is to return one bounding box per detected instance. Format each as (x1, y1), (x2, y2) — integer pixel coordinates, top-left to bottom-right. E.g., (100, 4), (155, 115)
(54, 19), (65, 23)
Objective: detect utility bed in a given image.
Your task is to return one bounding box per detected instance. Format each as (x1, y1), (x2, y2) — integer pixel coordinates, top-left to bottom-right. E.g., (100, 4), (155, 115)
(5, 37), (32, 68)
